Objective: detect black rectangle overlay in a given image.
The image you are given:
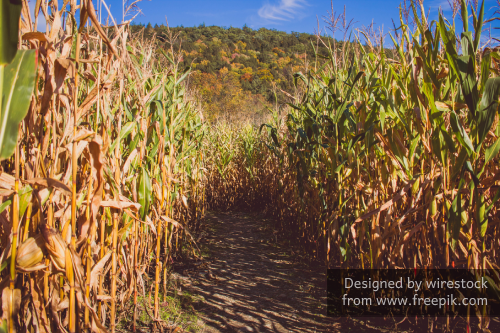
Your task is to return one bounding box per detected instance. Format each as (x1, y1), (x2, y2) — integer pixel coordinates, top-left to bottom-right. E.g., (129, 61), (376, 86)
(328, 269), (500, 318)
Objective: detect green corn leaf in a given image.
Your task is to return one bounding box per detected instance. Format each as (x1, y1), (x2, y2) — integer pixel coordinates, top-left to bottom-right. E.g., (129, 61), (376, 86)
(456, 55), (479, 119)
(451, 148), (468, 180)
(464, 161), (480, 187)
(334, 160), (347, 173)
(450, 111), (474, 156)
(409, 135), (420, 167)
(293, 72), (308, 87)
(175, 67), (192, 86)
(412, 37), (439, 89)
(340, 193), (355, 210)
(473, 0), (485, 53)
(460, 0), (468, 32)
(118, 218), (134, 242)
(0, 257), (7, 274)
(0, 319), (6, 333)
(439, 15), (460, 78)
(476, 77), (500, 150)
(109, 121), (136, 154)
(138, 167), (152, 220)
(123, 98), (133, 121)
(0, 0), (22, 65)
(143, 85), (162, 106)
(271, 130), (280, 147)
(148, 138), (160, 159)
(334, 72), (363, 123)
(485, 136), (500, 166)
(431, 27), (441, 63)
(389, 32), (405, 67)
(0, 50), (37, 160)
(442, 128), (456, 154)
(486, 186), (500, 216)
(423, 82), (442, 124)
(480, 49), (491, 96)
(0, 200), (11, 215)
(460, 31), (474, 59)
(475, 190), (487, 238)
(19, 185), (33, 220)
(129, 130), (142, 152)
(379, 103), (386, 131)
(431, 128), (446, 166)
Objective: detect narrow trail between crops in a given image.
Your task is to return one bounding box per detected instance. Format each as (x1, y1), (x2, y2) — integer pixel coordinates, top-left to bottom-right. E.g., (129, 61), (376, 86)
(172, 211), (338, 333)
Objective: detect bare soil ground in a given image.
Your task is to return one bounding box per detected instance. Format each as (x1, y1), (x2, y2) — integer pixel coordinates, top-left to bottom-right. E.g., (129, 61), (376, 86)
(172, 211), (338, 332)
(167, 212), (500, 333)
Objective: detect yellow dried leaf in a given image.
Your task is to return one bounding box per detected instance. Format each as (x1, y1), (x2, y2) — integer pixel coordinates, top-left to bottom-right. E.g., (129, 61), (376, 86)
(2, 287), (21, 333)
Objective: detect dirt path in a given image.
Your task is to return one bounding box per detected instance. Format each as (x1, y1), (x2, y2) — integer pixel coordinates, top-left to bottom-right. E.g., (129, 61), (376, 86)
(168, 212), (500, 333)
(173, 211), (338, 333)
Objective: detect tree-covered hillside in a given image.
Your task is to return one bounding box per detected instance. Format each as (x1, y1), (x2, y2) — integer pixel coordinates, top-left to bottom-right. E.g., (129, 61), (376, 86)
(130, 24), (345, 121)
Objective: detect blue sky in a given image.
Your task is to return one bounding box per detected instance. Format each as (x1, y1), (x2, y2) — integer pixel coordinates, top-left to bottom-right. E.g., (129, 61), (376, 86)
(31, 0), (499, 40)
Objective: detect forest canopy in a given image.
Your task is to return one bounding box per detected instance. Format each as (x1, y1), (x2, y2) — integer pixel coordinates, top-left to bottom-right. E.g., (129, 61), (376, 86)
(130, 23), (356, 121)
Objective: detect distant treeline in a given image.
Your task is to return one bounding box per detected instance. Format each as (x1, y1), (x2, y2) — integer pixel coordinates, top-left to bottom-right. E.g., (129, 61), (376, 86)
(129, 23), (373, 120)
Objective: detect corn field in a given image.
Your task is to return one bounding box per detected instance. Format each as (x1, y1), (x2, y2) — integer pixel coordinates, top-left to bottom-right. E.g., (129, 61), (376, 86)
(0, 0), (206, 332)
(1, 0), (500, 332)
(208, 0), (500, 272)
(205, 0), (500, 328)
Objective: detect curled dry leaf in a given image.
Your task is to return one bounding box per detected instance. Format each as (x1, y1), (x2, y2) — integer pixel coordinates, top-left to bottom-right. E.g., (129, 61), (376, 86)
(29, 277), (51, 333)
(0, 189), (14, 197)
(100, 200), (141, 211)
(90, 251), (112, 294)
(121, 148), (138, 179)
(350, 175), (438, 240)
(0, 173), (15, 190)
(181, 195), (189, 210)
(83, 138), (106, 240)
(24, 177), (71, 196)
(80, 0), (118, 57)
(123, 209), (156, 235)
(48, 9), (61, 41)
(54, 58), (75, 93)
(68, 246), (86, 291)
(64, 141), (89, 170)
(77, 70), (117, 121)
(49, 287), (66, 332)
(73, 128), (95, 142)
(22, 32), (48, 42)
(161, 215), (183, 229)
(56, 297), (69, 312)
(96, 295), (113, 302)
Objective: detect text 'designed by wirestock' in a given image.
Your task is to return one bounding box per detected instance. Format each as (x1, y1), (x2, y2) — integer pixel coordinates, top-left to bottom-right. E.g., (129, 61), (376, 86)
(328, 269), (499, 317)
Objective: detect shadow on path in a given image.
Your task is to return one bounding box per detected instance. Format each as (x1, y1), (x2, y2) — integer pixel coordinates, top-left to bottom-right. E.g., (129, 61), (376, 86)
(175, 211), (338, 333)
(172, 211), (500, 333)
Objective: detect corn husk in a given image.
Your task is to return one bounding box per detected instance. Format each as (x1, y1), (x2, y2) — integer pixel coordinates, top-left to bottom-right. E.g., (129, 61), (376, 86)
(16, 235), (46, 272)
(41, 224), (67, 271)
